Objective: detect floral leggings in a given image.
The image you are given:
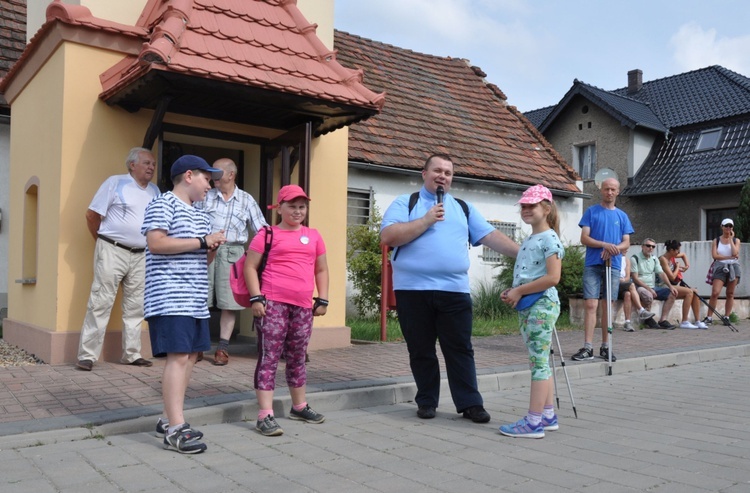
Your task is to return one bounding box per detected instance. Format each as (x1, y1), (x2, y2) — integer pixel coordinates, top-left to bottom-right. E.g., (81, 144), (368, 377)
(518, 297), (560, 381)
(254, 300), (313, 391)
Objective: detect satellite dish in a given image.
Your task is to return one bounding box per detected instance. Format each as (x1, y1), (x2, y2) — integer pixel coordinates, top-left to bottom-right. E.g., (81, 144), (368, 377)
(594, 168), (618, 189)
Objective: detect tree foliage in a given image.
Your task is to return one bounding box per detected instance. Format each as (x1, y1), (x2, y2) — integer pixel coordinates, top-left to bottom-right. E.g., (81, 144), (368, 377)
(345, 204), (385, 316)
(734, 177), (750, 241)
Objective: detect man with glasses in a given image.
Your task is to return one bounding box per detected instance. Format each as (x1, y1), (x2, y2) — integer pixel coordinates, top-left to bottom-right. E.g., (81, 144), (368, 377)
(572, 178), (634, 362)
(630, 238), (678, 329)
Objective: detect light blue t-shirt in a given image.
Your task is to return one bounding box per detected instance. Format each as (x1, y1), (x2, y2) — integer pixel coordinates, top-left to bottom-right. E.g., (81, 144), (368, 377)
(578, 204), (634, 271)
(381, 187), (495, 293)
(512, 229), (564, 304)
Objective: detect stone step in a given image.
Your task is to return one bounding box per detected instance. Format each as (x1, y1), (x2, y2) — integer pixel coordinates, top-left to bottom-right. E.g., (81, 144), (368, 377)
(569, 297), (748, 327)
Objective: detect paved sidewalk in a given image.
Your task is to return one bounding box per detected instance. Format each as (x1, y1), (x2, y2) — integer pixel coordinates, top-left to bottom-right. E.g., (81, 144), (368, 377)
(1, 353), (748, 492)
(0, 320), (748, 439)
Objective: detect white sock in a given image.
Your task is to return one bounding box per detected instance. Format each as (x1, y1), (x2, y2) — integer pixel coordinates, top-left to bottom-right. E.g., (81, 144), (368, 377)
(526, 411), (542, 426)
(543, 405), (555, 419)
(167, 423), (185, 435)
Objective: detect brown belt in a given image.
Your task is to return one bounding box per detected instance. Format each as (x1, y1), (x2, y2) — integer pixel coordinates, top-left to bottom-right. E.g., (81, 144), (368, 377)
(98, 234), (145, 253)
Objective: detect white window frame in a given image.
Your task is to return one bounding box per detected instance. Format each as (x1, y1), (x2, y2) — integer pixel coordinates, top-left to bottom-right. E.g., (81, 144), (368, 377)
(482, 220), (518, 263)
(574, 143), (596, 180)
(695, 128), (722, 151)
(347, 187), (373, 226)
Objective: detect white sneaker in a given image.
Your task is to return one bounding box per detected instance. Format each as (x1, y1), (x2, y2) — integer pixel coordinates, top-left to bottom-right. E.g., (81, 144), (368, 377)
(679, 321), (698, 329)
(696, 321), (709, 329)
(638, 308), (656, 321)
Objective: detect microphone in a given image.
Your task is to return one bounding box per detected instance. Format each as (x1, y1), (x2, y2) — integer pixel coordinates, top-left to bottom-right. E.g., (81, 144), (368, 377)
(436, 186), (444, 204)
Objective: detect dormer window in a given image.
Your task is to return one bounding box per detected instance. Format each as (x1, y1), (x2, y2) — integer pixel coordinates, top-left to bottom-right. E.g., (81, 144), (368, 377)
(695, 128), (722, 151)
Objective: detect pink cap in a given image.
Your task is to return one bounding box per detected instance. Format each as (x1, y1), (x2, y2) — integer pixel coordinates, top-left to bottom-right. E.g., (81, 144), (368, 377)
(268, 184), (311, 209)
(517, 184), (553, 204)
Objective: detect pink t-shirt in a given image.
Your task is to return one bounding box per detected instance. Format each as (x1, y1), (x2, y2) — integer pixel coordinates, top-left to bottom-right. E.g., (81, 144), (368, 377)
(249, 225), (326, 308)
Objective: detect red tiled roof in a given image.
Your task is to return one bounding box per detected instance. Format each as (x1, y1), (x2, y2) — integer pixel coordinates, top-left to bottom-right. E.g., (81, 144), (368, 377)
(99, 0), (384, 123)
(0, 0), (27, 107)
(334, 31), (579, 192)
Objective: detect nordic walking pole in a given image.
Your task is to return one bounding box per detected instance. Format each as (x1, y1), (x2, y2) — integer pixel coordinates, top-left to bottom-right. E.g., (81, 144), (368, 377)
(549, 342), (561, 409)
(552, 326), (578, 418)
(605, 258), (613, 376)
(680, 280), (738, 332)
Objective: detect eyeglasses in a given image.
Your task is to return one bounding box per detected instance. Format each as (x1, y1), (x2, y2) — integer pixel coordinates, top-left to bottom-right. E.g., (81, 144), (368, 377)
(644, 244), (656, 248)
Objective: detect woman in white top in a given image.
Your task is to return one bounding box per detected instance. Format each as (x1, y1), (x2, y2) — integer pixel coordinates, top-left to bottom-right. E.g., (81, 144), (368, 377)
(706, 218), (741, 325)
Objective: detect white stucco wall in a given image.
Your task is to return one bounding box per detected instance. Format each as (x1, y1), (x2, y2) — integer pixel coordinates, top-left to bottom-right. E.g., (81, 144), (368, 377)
(630, 129), (656, 177)
(347, 166), (584, 315)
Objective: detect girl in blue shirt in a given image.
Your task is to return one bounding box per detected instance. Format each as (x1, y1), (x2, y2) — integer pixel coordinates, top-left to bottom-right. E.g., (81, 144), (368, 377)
(500, 185), (564, 438)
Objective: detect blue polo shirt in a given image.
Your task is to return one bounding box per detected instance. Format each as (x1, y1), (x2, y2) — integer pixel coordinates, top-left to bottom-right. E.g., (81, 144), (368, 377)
(381, 187), (495, 293)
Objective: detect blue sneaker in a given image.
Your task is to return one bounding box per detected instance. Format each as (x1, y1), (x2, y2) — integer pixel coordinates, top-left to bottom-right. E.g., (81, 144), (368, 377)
(498, 417), (544, 438)
(541, 414), (558, 431)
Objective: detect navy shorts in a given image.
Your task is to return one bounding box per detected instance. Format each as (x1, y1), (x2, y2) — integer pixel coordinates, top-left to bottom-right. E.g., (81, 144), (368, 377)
(653, 287), (672, 301)
(147, 316), (211, 357)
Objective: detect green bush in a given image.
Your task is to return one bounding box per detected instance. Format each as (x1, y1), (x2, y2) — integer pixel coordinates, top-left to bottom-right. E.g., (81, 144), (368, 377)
(735, 177), (750, 241)
(346, 204), (385, 316)
(472, 280), (515, 319)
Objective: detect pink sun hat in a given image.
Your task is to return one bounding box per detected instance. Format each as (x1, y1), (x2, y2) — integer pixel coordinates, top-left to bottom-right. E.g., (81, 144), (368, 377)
(517, 184), (553, 204)
(268, 184), (312, 209)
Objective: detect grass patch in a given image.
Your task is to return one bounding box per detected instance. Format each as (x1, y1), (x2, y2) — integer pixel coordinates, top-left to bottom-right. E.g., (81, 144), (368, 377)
(348, 310), (578, 342)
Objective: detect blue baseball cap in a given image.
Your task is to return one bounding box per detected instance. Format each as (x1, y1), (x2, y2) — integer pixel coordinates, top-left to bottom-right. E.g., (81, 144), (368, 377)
(170, 155), (223, 180)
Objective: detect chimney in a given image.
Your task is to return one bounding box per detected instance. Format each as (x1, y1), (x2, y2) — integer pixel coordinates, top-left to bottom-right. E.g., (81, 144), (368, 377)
(627, 69), (643, 94)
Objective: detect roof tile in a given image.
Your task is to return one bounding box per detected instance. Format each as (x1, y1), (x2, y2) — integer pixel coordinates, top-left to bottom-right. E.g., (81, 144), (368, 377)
(96, 0), (384, 115)
(335, 31), (578, 192)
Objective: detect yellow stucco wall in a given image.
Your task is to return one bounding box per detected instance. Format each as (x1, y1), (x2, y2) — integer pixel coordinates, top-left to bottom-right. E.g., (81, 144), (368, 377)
(9, 0), (350, 359)
(8, 45), (65, 328)
(56, 44), (155, 333)
(309, 128), (349, 327)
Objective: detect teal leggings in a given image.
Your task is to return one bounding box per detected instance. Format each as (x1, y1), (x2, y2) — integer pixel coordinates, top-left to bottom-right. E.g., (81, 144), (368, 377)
(518, 297), (560, 381)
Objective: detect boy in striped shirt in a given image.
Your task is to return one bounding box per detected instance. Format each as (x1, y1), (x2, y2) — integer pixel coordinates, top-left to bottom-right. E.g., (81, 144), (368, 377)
(141, 155), (226, 454)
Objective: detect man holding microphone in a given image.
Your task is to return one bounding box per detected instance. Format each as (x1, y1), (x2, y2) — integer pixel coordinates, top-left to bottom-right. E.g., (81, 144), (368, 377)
(381, 153), (518, 423)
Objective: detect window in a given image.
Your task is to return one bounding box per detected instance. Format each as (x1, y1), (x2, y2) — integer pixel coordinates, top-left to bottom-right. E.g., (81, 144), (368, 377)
(20, 179), (39, 284)
(695, 128), (722, 151)
(706, 207), (736, 240)
(347, 188), (372, 226)
(575, 144), (596, 180)
(482, 221), (518, 263)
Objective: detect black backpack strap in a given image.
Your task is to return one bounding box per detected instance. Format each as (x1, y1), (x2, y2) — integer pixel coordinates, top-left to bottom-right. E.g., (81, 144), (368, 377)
(257, 226), (273, 287)
(392, 193), (421, 261)
(393, 193), (470, 261)
(408, 192), (420, 214)
(455, 198), (469, 222)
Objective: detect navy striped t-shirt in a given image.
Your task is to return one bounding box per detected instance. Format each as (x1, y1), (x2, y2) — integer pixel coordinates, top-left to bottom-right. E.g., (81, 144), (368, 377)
(141, 192), (211, 319)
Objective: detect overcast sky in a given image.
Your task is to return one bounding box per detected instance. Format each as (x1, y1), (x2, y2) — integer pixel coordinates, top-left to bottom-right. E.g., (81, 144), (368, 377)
(334, 0), (750, 112)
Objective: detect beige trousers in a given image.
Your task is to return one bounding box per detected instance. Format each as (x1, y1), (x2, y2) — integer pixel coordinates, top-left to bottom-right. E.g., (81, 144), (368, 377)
(77, 239), (145, 363)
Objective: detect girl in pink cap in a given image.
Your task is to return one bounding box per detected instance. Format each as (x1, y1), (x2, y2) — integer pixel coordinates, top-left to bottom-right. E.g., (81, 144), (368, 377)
(499, 184), (564, 438)
(244, 185), (329, 436)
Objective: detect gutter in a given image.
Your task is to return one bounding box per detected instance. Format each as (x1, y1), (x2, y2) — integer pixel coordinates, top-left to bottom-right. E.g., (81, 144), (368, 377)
(349, 160), (591, 200)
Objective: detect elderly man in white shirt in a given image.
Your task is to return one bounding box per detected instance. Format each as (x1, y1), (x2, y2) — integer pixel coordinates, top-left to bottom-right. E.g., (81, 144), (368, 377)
(76, 147), (160, 371)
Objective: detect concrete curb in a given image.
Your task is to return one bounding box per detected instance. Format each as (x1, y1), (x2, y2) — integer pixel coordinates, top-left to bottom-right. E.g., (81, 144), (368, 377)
(2, 344), (748, 450)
